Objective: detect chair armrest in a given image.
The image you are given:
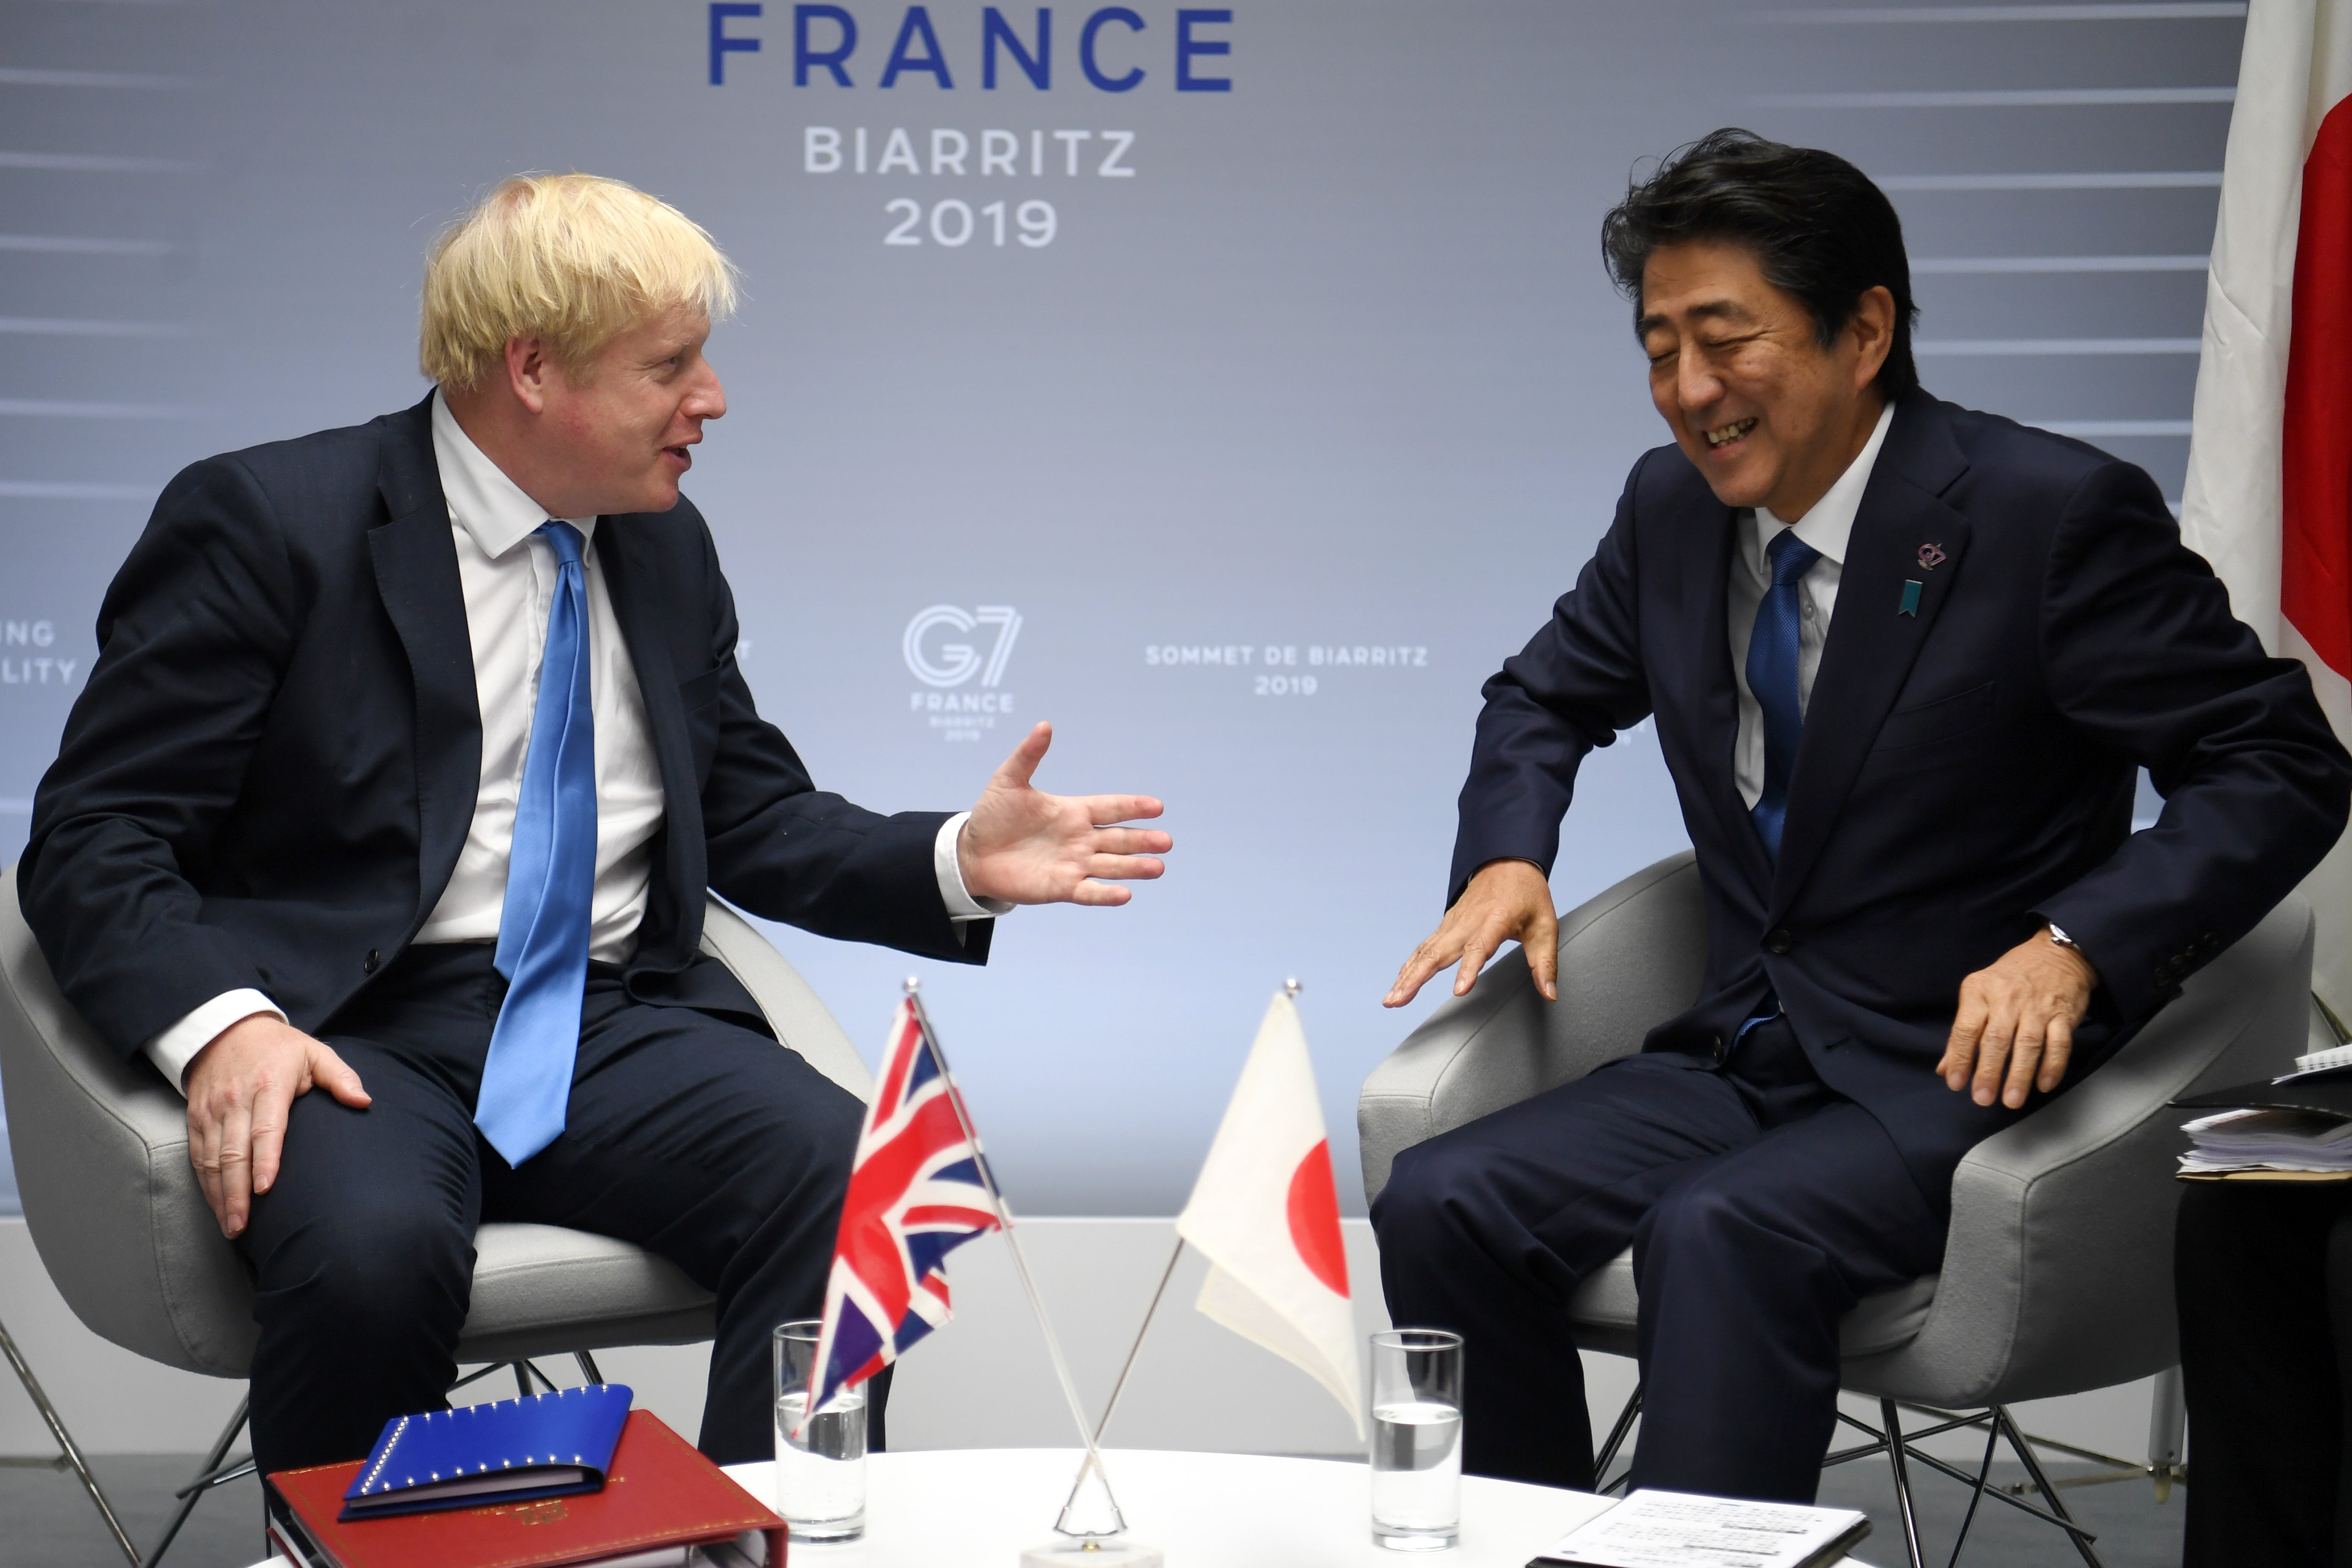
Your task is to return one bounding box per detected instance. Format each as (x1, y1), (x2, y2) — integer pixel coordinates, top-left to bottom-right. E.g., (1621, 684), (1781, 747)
(1359, 852), (1705, 1203)
(699, 897), (875, 1102)
(1844, 894), (2315, 1405)
(0, 863), (258, 1375)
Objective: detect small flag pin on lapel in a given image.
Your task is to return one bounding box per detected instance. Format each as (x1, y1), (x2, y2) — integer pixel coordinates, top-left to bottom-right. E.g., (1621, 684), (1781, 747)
(1899, 580), (1923, 617)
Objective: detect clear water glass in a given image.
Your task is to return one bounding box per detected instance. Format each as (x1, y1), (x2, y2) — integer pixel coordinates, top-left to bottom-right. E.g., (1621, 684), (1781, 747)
(772, 1318), (866, 1542)
(1369, 1328), (1464, 1551)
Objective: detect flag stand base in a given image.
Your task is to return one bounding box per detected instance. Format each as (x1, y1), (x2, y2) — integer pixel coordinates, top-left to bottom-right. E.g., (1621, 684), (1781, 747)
(1020, 1538), (1164, 1567)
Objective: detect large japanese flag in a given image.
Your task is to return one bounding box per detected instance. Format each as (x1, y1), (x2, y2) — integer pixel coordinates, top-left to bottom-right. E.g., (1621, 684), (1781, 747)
(1175, 991), (1364, 1436)
(2180, 0), (2352, 1020)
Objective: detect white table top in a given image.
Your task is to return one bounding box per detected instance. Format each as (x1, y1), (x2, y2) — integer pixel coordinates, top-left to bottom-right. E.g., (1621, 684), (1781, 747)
(249, 1448), (1875, 1567)
(727, 1447), (1613, 1567)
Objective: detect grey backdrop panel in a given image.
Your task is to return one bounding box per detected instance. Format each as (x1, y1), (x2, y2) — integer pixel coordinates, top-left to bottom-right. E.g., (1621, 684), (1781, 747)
(0, 0), (2240, 1216)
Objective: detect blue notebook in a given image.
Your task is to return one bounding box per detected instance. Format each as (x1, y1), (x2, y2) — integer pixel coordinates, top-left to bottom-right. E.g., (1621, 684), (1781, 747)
(340, 1384), (634, 1521)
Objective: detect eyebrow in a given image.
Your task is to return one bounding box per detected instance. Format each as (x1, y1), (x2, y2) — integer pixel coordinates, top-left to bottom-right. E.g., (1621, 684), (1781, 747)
(1635, 299), (1752, 337)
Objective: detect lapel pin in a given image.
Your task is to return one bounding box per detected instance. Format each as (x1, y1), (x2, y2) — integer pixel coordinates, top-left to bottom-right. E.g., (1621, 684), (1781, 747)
(1898, 580), (1922, 617)
(1916, 542), (1947, 571)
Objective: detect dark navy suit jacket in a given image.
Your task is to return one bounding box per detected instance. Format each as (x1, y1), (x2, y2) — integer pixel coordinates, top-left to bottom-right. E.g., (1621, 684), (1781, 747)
(1452, 391), (2351, 1187)
(20, 395), (988, 1061)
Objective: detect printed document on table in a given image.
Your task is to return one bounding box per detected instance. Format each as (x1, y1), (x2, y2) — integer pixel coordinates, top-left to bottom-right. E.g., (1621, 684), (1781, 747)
(1530, 1488), (1870, 1568)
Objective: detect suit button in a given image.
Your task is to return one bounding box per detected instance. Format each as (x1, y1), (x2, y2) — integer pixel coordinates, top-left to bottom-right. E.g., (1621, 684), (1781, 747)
(362, 949), (381, 975)
(1764, 928), (1795, 955)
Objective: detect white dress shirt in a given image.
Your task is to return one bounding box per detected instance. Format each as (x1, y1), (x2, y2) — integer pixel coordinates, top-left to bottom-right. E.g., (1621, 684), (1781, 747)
(1726, 401), (1895, 810)
(415, 392), (666, 961)
(144, 392), (1001, 1092)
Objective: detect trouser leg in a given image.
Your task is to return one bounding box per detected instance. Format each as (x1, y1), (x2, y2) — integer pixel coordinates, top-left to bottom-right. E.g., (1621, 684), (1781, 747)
(1372, 1053), (1762, 1489)
(234, 1032), (485, 1474)
(485, 970), (868, 1465)
(2177, 1181), (2349, 1568)
(1628, 1096), (1945, 1503)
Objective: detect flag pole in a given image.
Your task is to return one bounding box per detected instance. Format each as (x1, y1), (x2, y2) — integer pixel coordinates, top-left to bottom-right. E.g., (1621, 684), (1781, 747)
(1089, 976), (1295, 1451)
(1053, 1235), (1183, 1524)
(1054, 979), (1304, 1518)
(1091, 1239), (1184, 1447)
(902, 979), (1128, 1540)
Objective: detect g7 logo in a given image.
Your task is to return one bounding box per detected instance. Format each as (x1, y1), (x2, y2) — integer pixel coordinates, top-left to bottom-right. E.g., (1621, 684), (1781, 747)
(903, 605), (1022, 689)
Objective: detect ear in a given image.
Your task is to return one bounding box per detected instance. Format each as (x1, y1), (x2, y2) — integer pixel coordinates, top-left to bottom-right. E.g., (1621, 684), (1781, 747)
(504, 336), (555, 416)
(1846, 286), (1896, 390)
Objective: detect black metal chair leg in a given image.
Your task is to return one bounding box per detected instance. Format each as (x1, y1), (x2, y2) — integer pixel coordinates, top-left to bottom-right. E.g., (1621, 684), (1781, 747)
(140, 1395), (249, 1568)
(1995, 1405), (2107, 1568)
(1879, 1399), (1926, 1568)
(0, 1314), (140, 1564)
(1592, 1380), (1644, 1484)
(513, 1360), (565, 1396)
(574, 1350), (604, 1384)
(1941, 1415), (2001, 1568)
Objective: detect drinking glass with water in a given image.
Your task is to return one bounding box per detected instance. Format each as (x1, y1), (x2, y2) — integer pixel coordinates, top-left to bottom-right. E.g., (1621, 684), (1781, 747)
(1369, 1328), (1464, 1551)
(772, 1319), (866, 1542)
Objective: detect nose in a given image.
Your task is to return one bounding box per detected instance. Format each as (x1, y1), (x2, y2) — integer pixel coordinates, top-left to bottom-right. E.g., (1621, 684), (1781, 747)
(1675, 344), (1723, 416)
(687, 363), (727, 422)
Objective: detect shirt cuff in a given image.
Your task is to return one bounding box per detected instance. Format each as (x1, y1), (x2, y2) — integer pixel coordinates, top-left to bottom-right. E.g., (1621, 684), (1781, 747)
(935, 811), (1014, 922)
(144, 989), (286, 1096)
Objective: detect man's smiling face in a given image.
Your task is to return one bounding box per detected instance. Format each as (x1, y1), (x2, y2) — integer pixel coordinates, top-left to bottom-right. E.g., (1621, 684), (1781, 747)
(536, 303), (726, 517)
(1637, 240), (1887, 521)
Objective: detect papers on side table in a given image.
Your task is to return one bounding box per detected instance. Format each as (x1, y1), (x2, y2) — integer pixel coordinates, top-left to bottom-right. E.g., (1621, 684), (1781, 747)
(1528, 1488), (1869, 1568)
(2276, 1042), (2352, 1083)
(2178, 1108), (2352, 1176)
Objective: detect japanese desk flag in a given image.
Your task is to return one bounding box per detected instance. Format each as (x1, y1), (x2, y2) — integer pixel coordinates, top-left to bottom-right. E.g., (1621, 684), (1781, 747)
(1175, 991), (1363, 1437)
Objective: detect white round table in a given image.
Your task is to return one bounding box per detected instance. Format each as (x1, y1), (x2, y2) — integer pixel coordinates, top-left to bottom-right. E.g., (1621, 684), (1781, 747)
(242, 1449), (1875, 1567)
(722, 1449), (1874, 1567)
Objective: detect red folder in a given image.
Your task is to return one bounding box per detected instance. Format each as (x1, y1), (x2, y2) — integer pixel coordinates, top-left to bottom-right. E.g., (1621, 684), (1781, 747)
(267, 1410), (785, 1568)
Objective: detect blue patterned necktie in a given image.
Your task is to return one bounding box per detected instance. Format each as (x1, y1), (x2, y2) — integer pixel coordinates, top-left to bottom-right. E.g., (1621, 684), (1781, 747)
(474, 521), (597, 1166)
(1746, 526), (1822, 862)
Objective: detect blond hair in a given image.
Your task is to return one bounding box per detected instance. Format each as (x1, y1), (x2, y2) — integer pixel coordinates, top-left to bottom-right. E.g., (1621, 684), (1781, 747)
(420, 173), (740, 391)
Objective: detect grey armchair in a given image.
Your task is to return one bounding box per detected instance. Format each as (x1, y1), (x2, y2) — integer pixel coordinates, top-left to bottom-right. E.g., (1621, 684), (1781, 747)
(1360, 850), (2317, 1568)
(0, 863), (871, 1565)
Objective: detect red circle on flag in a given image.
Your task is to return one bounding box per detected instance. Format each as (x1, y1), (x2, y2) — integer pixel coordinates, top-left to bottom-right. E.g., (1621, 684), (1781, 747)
(1286, 1140), (1350, 1297)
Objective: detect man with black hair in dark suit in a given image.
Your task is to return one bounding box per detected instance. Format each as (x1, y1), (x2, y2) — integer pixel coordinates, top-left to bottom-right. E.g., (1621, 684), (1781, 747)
(1373, 129), (2351, 1503)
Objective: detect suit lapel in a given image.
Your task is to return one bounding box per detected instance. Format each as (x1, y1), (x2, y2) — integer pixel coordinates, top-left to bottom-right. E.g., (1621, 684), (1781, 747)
(1772, 395), (1971, 912)
(367, 396), (481, 925)
(595, 518), (708, 971)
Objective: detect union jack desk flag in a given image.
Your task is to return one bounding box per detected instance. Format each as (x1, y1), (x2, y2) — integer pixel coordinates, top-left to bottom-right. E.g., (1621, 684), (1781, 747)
(807, 998), (1003, 1416)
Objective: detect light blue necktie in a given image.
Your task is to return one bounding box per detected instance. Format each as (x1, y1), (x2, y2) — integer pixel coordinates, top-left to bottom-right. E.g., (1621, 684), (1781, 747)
(474, 521), (597, 1167)
(1746, 527), (1821, 862)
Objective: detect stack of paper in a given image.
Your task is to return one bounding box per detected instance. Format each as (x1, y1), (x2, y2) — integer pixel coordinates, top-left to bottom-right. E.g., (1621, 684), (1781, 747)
(2179, 1108), (2352, 1174)
(2278, 1041), (2352, 1081)
(1531, 1488), (1869, 1568)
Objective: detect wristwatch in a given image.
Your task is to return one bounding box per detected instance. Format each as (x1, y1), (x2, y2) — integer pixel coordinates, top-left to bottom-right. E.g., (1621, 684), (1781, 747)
(2047, 923), (2081, 955)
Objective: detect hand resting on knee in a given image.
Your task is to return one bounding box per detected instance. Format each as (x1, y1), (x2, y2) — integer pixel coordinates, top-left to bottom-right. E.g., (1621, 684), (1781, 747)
(184, 1015), (371, 1239)
(1936, 929), (2098, 1110)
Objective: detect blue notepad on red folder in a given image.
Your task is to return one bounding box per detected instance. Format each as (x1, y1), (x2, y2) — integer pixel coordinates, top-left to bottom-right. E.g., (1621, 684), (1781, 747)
(340, 1384), (633, 1521)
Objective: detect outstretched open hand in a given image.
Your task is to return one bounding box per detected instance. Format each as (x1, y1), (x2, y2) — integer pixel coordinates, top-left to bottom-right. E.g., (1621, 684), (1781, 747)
(957, 721), (1171, 906)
